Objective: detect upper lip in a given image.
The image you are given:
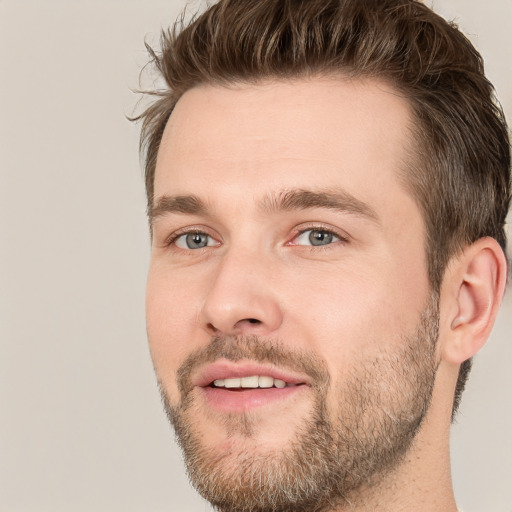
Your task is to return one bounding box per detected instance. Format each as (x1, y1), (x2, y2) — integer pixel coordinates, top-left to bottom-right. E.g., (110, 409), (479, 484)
(193, 360), (311, 387)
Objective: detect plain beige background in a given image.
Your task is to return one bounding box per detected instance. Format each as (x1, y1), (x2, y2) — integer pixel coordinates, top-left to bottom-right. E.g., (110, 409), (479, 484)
(0, 1), (510, 511)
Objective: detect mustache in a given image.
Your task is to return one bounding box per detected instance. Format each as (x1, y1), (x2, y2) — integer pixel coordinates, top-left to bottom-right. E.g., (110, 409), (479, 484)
(176, 335), (330, 398)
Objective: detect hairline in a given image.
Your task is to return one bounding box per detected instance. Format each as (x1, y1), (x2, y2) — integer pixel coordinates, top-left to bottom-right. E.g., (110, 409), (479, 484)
(149, 70), (424, 206)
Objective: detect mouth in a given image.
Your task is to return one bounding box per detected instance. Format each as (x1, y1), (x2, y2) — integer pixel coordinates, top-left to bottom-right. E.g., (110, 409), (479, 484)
(210, 375), (294, 390)
(193, 361), (309, 412)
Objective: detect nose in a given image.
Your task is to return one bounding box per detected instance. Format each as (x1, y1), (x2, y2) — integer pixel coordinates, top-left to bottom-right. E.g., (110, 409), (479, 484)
(199, 248), (283, 337)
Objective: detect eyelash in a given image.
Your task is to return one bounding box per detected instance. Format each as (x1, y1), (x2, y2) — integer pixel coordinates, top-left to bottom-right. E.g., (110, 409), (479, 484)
(164, 227), (215, 248)
(163, 224), (348, 251)
(288, 224), (349, 247)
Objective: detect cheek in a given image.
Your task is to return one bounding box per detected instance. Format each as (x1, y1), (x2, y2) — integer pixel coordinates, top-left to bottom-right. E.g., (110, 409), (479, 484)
(145, 263), (201, 399)
(288, 262), (425, 387)
(291, 263), (405, 336)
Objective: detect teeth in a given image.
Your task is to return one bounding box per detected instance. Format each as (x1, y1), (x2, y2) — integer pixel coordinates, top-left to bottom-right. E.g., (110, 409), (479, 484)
(241, 376), (259, 388)
(259, 376), (273, 388)
(212, 375), (290, 389)
(224, 378), (241, 388)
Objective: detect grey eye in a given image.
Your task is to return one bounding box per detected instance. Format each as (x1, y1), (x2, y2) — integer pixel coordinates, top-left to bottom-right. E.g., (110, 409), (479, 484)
(295, 229), (340, 246)
(309, 230), (334, 246)
(175, 232), (214, 249)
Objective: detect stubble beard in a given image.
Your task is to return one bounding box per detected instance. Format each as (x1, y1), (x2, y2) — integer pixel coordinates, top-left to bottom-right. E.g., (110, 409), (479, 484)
(159, 295), (439, 512)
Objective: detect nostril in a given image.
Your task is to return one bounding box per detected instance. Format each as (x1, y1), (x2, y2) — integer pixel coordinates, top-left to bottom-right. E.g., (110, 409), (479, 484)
(206, 319), (261, 334)
(206, 322), (221, 334)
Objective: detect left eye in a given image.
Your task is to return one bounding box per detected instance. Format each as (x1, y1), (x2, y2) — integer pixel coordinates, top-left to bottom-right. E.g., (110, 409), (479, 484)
(174, 232), (217, 249)
(294, 229), (340, 246)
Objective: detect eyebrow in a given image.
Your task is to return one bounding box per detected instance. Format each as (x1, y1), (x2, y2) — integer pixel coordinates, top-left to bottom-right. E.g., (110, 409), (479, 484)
(149, 188), (379, 224)
(259, 188), (379, 222)
(149, 194), (208, 221)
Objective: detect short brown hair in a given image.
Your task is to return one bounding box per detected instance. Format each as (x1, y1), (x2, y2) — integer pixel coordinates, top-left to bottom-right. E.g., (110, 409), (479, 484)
(133, 0), (511, 415)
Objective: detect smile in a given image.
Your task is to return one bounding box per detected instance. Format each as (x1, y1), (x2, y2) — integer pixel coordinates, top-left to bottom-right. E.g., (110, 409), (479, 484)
(193, 361), (309, 412)
(211, 375), (291, 389)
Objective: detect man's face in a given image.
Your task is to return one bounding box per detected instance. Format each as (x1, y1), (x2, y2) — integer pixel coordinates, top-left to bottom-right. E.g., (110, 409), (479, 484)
(147, 77), (439, 511)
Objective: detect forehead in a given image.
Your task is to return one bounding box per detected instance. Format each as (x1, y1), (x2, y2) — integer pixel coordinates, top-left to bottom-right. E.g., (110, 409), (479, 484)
(154, 76), (416, 217)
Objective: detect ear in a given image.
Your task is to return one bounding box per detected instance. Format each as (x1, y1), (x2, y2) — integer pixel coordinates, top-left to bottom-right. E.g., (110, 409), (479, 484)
(440, 237), (508, 365)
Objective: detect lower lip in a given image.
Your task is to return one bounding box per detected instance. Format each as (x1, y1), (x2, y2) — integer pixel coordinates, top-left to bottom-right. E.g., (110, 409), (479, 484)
(199, 385), (307, 413)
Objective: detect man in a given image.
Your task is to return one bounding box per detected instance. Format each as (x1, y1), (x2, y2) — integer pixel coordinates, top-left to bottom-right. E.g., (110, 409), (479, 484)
(134, 0), (510, 510)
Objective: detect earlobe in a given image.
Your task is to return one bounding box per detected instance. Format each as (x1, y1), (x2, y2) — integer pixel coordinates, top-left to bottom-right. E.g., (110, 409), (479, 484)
(441, 237), (507, 365)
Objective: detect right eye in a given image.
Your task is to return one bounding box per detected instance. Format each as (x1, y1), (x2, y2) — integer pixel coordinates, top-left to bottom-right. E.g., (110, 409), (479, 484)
(174, 232), (217, 250)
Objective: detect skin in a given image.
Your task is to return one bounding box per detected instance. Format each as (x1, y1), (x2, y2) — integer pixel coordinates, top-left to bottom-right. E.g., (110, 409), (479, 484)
(146, 76), (507, 511)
